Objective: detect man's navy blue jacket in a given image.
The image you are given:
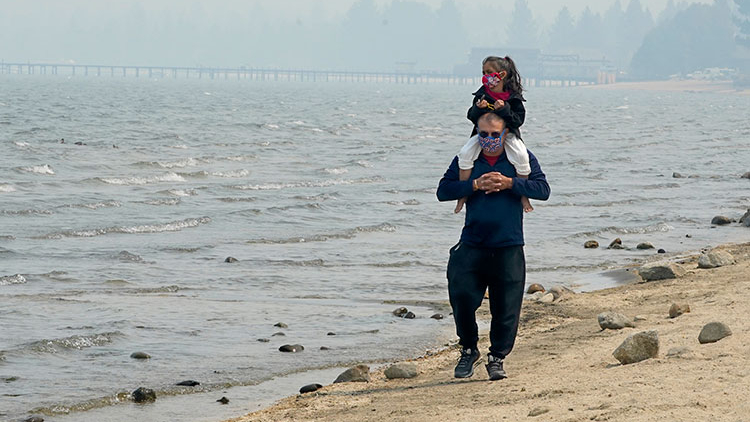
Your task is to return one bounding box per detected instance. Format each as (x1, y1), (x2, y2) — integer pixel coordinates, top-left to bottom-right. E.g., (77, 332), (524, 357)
(436, 150), (550, 248)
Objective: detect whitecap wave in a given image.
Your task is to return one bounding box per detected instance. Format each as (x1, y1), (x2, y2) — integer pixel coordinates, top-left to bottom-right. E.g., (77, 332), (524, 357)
(97, 172), (185, 185)
(42, 217), (211, 239)
(323, 168), (348, 175)
(231, 176), (384, 191)
(19, 164), (55, 175)
(0, 184), (15, 193)
(60, 201), (122, 210)
(0, 274), (27, 286)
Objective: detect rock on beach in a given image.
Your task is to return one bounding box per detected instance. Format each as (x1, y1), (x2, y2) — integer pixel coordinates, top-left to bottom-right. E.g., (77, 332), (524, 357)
(668, 303), (690, 318)
(638, 262), (685, 281)
(608, 238), (624, 249)
(598, 312), (635, 330)
(584, 240), (599, 249)
(697, 250), (735, 269)
(279, 344), (304, 353)
(333, 364), (371, 383)
(613, 330), (659, 364)
(526, 283), (545, 294)
(740, 210), (750, 227)
(698, 322), (732, 344)
(384, 363), (418, 379)
(637, 242), (655, 250)
(299, 383), (323, 394)
(711, 216), (732, 225)
(130, 351), (150, 359)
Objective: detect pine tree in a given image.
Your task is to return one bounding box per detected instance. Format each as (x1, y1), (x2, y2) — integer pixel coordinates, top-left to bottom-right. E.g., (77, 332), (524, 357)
(506, 0), (539, 49)
(736, 0), (750, 47)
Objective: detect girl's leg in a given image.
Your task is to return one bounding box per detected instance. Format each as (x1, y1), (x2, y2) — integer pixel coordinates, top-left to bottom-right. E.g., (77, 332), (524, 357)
(502, 134), (533, 212)
(455, 168), (471, 213)
(518, 175), (533, 212)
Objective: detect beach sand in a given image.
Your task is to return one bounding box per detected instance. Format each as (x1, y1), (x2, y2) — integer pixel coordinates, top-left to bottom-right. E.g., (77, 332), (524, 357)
(224, 242), (750, 422)
(582, 79), (750, 95)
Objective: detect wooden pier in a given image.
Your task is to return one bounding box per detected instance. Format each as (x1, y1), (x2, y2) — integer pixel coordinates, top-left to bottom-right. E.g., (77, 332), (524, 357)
(0, 61), (606, 87)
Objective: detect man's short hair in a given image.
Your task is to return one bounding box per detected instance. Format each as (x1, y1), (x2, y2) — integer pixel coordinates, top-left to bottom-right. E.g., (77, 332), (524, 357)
(478, 112), (506, 127)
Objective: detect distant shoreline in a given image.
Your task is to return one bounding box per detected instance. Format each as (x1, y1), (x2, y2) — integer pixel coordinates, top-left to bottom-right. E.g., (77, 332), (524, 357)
(581, 79), (750, 95)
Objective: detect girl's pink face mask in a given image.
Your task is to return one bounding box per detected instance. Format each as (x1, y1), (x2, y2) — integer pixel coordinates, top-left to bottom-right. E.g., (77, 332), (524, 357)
(482, 72), (502, 89)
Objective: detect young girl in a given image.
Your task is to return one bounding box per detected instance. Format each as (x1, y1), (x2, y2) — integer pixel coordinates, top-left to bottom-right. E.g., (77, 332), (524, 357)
(454, 56), (532, 214)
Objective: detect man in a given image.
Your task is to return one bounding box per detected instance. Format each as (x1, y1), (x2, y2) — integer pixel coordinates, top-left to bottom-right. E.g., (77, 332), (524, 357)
(436, 112), (550, 380)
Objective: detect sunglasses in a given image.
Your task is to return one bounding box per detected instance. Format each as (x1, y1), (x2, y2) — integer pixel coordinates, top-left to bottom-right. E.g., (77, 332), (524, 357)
(478, 130), (504, 139)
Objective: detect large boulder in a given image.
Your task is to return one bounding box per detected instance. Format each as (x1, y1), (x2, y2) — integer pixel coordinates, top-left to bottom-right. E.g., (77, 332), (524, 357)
(697, 250), (735, 269)
(613, 330), (659, 364)
(334, 364), (371, 383)
(598, 312), (635, 330)
(698, 322), (732, 344)
(384, 363), (418, 379)
(638, 262), (685, 281)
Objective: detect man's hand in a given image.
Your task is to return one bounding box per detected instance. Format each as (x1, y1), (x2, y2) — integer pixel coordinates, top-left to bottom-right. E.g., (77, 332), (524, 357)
(476, 99), (489, 109)
(475, 172), (513, 193)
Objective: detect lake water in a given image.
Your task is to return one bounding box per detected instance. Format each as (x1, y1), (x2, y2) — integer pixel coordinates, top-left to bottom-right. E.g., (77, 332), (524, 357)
(1, 76), (749, 421)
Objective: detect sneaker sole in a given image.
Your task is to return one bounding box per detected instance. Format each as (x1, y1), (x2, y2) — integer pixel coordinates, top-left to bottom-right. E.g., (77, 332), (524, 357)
(488, 372), (507, 381)
(454, 357), (481, 378)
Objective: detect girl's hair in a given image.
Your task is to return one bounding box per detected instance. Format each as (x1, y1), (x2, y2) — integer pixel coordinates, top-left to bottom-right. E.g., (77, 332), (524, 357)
(482, 56), (524, 95)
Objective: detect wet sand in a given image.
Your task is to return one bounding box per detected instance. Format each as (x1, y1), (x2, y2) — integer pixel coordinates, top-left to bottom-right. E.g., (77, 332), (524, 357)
(224, 242), (750, 422)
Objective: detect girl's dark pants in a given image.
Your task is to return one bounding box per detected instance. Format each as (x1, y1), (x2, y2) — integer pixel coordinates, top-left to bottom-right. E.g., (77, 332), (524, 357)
(447, 242), (525, 359)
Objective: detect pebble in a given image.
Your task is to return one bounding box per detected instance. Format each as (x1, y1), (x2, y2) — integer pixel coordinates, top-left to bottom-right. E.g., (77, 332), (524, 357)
(176, 380), (200, 386)
(23, 417), (44, 422)
(274, 322), (288, 328)
(384, 362), (418, 379)
(224, 257), (238, 263)
(598, 312), (635, 330)
(538, 293), (555, 304)
(526, 283), (545, 294)
(698, 250), (736, 269)
(132, 387), (157, 403)
(257, 338), (270, 343)
(668, 303), (690, 318)
(320, 346), (331, 350)
(686, 234), (692, 238)
(636, 242), (655, 250)
(633, 316), (647, 322)
(272, 332), (286, 337)
(279, 344), (304, 353)
(333, 364), (371, 383)
(672, 172), (684, 178)
(404, 311), (416, 319)
(698, 322), (732, 344)
(217, 396), (230, 404)
(658, 249), (666, 254)
(130, 351), (151, 360)
(613, 330), (659, 364)
(392, 307), (408, 317)
(638, 262), (685, 281)
(327, 332), (336, 336)
(584, 240), (599, 249)
(430, 313), (444, 320)
(299, 383), (323, 394)
(528, 407), (550, 417)
(710, 216), (732, 225)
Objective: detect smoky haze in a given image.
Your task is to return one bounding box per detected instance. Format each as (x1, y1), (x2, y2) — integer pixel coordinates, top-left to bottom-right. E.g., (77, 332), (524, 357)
(1, 0), (745, 80)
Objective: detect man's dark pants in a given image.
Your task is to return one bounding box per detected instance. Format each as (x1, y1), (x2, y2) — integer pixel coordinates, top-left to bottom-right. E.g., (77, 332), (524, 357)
(447, 242), (525, 359)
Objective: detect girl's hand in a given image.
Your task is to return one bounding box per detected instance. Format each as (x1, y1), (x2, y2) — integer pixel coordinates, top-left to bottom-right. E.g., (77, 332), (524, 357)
(493, 100), (505, 109)
(476, 99), (489, 109)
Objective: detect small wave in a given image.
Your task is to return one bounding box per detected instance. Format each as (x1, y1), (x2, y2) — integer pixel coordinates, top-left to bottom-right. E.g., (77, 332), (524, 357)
(574, 222), (674, 239)
(231, 176), (384, 191)
(264, 124), (280, 129)
(96, 172), (185, 185)
(21, 331), (122, 354)
(135, 157), (205, 168)
(366, 260), (440, 268)
(247, 222), (396, 244)
(129, 285), (181, 294)
(323, 167), (348, 175)
(386, 199), (420, 206)
(1, 208), (54, 216)
(266, 203), (322, 212)
(161, 189), (198, 197)
(13, 141), (31, 147)
(269, 258), (326, 267)
(139, 198), (181, 206)
(18, 164), (55, 175)
(0, 274), (27, 286)
(0, 184), (16, 193)
(41, 217), (211, 239)
(217, 197), (256, 203)
(60, 201), (122, 210)
(114, 251), (145, 263)
(180, 169), (250, 178)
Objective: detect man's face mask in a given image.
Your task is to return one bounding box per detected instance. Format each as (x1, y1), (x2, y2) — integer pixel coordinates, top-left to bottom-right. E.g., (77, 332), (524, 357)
(478, 129), (506, 153)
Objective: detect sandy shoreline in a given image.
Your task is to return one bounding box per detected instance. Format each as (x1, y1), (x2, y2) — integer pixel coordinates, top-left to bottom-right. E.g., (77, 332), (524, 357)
(581, 79), (750, 95)
(224, 242), (750, 422)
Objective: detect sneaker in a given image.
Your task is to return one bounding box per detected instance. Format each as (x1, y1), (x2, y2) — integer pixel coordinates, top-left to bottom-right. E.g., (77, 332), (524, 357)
(454, 347), (480, 378)
(486, 355), (507, 381)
